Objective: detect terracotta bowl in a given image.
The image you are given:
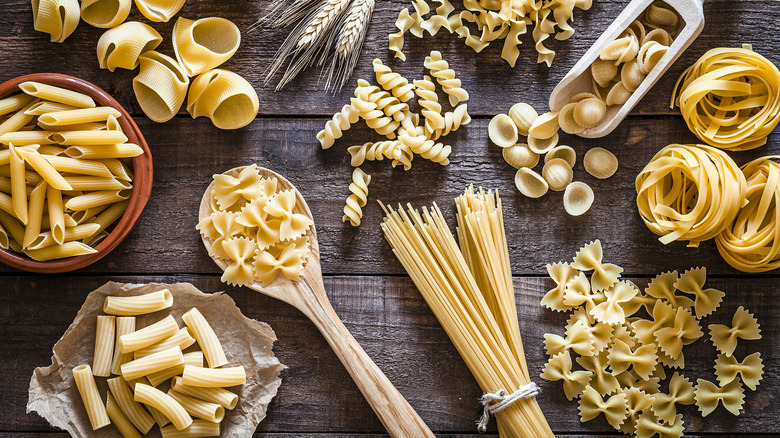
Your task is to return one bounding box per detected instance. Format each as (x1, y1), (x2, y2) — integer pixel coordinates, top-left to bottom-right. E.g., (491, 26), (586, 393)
(0, 73), (153, 273)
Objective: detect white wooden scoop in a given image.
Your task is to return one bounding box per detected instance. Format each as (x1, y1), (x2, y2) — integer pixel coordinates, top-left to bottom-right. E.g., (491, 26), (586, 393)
(199, 166), (435, 438)
(549, 0), (704, 137)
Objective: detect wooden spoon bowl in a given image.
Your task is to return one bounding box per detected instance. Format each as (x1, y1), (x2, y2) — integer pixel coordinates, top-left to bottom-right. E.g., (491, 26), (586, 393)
(0, 73), (153, 274)
(199, 166), (434, 438)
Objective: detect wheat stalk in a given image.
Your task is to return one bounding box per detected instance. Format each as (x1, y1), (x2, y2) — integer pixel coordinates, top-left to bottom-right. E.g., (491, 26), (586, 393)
(326, 0), (374, 91)
(298, 0), (351, 49)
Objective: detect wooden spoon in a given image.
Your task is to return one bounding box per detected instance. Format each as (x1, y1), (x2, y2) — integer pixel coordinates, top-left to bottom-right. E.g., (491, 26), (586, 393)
(199, 166), (435, 438)
(549, 0), (704, 138)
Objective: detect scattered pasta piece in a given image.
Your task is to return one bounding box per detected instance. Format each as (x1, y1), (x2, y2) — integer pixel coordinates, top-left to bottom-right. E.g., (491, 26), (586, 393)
(694, 379), (744, 417)
(583, 147), (618, 179)
(544, 146), (576, 168)
(542, 158), (573, 192)
(708, 306), (761, 357)
(187, 69), (259, 130)
(134, 0), (186, 22)
(541, 262), (576, 312)
(317, 104), (359, 149)
(674, 267), (724, 319)
(650, 372), (694, 424)
(172, 17), (241, 77)
(578, 385), (628, 429)
(133, 51), (189, 123)
(563, 182), (594, 217)
(714, 352), (763, 391)
(541, 351), (592, 401)
(32, 0), (80, 43)
(343, 168), (371, 227)
(572, 241), (623, 292)
(502, 143), (538, 169)
(81, 0), (131, 29)
(96, 22), (162, 72)
(544, 320), (594, 357)
(508, 103), (538, 136)
(514, 168), (548, 199)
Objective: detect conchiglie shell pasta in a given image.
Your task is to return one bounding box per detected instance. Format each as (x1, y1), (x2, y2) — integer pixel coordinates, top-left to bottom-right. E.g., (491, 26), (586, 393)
(529, 111), (560, 140)
(502, 143), (539, 169)
(564, 182), (594, 216)
(133, 51), (189, 123)
(187, 69), (259, 130)
(81, 0), (131, 28)
(545, 145), (576, 168)
(33, 0), (80, 43)
(488, 114), (518, 148)
(507, 102), (538, 136)
(173, 17), (241, 77)
(543, 158), (573, 191)
(584, 147), (618, 179)
(515, 168), (549, 198)
(134, 0), (186, 22)
(97, 22), (162, 72)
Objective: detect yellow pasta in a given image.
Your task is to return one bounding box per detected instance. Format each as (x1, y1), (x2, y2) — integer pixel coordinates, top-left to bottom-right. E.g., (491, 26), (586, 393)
(107, 376), (155, 434)
(44, 155), (113, 178)
(181, 307), (227, 368)
(181, 365), (246, 388)
(20, 180), (47, 249)
(38, 107), (122, 126)
(0, 130), (55, 145)
(119, 314), (179, 353)
(111, 317), (136, 375)
(186, 69), (259, 130)
(316, 104), (358, 149)
(51, 129), (127, 145)
(134, 327), (195, 358)
(73, 364), (111, 430)
(134, 0), (187, 22)
(708, 306), (761, 357)
(0, 94), (35, 117)
(694, 379), (744, 417)
(133, 383), (193, 430)
(97, 21), (162, 72)
(24, 239), (100, 261)
(8, 146), (28, 224)
(167, 389), (225, 423)
(160, 419), (220, 438)
(32, 0), (80, 43)
(170, 376), (239, 410)
(64, 189), (131, 211)
(85, 200), (130, 245)
(146, 351), (203, 387)
(172, 17), (241, 77)
(19, 82), (95, 108)
(80, 0), (131, 28)
(93, 315), (116, 377)
(65, 144), (144, 159)
(62, 176), (130, 191)
(133, 51), (190, 123)
(16, 149), (72, 190)
(342, 167), (371, 227)
(106, 392), (142, 438)
(121, 346), (185, 381)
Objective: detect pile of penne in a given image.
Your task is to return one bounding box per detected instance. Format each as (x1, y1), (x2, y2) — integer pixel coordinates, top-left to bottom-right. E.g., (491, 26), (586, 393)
(0, 81), (144, 261)
(74, 289), (246, 438)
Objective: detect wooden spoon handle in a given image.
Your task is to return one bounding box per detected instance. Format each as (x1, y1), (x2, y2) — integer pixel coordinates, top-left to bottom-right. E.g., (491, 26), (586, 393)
(298, 282), (435, 438)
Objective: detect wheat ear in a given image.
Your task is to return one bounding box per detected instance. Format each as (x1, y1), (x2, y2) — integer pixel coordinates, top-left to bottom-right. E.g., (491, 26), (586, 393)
(298, 0), (351, 49)
(326, 0), (374, 91)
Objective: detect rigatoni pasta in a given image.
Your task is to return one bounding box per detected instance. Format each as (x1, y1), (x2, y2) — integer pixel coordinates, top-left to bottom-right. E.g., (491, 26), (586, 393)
(93, 315), (116, 377)
(106, 392), (142, 438)
(134, 383), (193, 430)
(73, 364), (111, 430)
(119, 315), (179, 353)
(181, 365), (246, 388)
(181, 308), (227, 368)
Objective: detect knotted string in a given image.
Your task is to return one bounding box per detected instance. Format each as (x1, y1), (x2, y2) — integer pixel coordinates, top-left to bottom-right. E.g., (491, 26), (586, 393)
(476, 382), (540, 433)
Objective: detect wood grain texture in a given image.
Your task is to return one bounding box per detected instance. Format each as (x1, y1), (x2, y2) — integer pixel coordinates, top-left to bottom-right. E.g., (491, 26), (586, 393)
(3, 275), (777, 434)
(0, 1), (778, 117)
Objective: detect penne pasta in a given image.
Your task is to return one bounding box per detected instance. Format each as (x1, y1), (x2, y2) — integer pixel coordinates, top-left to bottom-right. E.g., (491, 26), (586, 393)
(104, 289), (173, 316)
(180, 365), (246, 388)
(106, 115), (122, 131)
(170, 376), (238, 409)
(17, 149), (72, 190)
(64, 189), (132, 211)
(62, 176), (131, 191)
(27, 223), (101, 250)
(0, 210), (24, 246)
(181, 308), (227, 368)
(160, 419), (220, 438)
(111, 317), (136, 376)
(119, 314), (179, 352)
(23, 181), (47, 248)
(0, 165), (44, 185)
(167, 389), (224, 423)
(40, 212), (78, 230)
(9, 146), (28, 224)
(46, 185), (65, 244)
(24, 241), (98, 261)
(134, 327), (196, 359)
(98, 158), (133, 181)
(0, 192), (15, 217)
(0, 130), (55, 145)
(0, 221), (8, 250)
(133, 383), (193, 430)
(80, 0), (132, 29)
(35, 145), (66, 155)
(107, 376), (156, 434)
(45, 155), (114, 178)
(89, 230), (110, 246)
(120, 346), (184, 381)
(0, 100), (38, 137)
(39, 121), (106, 131)
(106, 392), (142, 438)
(0, 94), (35, 116)
(97, 21), (163, 72)
(93, 315), (116, 377)
(38, 106), (122, 126)
(72, 364), (111, 430)
(19, 82), (96, 108)
(85, 200), (130, 245)
(24, 100), (78, 116)
(146, 351), (203, 387)
(65, 144), (144, 159)
(72, 204), (109, 224)
(50, 130), (128, 145)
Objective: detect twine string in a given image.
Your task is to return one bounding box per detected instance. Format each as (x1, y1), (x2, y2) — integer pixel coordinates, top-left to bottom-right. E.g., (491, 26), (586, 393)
(476, 382), (540, 433)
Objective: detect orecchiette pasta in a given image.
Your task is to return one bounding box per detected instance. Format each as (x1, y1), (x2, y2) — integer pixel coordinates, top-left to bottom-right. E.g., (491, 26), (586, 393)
(343, 168), (370, 227)
(502, 143), (538, 169)
(32, 0), (80, 43)
(97, 22), (162, 72)
(488, 114), (518, 149)
(708, 306), (761, 357)
(173, 17), (241, 77)
(134, 0), (186, 22)
(133, 51), (189, 123)
(187, 69), (259, 130)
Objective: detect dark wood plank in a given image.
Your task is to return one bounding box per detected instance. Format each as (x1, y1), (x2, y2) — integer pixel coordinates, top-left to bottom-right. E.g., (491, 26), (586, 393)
(0, 0), (777, 117)
(1, 116), (777, 276)
(2, 275), (777, 434)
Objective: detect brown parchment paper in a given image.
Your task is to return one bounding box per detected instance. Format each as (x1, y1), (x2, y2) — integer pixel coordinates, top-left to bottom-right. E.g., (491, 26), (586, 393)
(27, 282), (285, 437)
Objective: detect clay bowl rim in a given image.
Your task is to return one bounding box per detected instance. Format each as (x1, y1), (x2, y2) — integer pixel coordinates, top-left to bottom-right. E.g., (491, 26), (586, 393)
(0, 73), (153, 274)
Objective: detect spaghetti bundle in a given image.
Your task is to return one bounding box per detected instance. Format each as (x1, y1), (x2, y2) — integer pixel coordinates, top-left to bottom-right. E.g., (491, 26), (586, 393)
(381, 186), (552, 437)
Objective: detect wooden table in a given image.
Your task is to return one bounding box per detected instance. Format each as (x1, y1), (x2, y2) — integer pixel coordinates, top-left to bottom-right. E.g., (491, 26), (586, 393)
(1, 1), (778, 437)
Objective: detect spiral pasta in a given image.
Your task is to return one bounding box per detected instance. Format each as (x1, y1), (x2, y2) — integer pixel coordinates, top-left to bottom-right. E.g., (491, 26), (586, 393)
(413, 75), (444, 134)
(316, 104), (358, 149)
(716, 157), (780, 272)
(428, 104), (471, 140)
(372, 58), (415, 103)
(347, 141), (403, 167)
(134, 0), (186, 22)
(343, 167), (371, 226)
(80, 0), (131, 28)
(132, 51), (189, 123)
(399, 130), (451, 165)
(32, 0), (80, 43)
(672, 46), (780, 151)
(97, 22), (162, 72)
(424, 50), (469, 106)
(173, 17), (241, 77)
(187, 69), (259, 130)
(635, 144), (747, 246)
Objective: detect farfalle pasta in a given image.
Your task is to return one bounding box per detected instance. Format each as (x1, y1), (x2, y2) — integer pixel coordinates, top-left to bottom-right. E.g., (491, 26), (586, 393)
(541, 262), (575, 312)
(80, 0), (131, 28)
(654, 306), (702, 360)
(578, 386), (628, 429)
(650, 372), (694, 425)
(540, 351), (591, 401)
(590, 281), (638, 325)
(97, 22), (163, 72)
(644, 270), (693, 310)
(543, 320), (593, 357)
(673, 267), (724, 319)
(132, 51), (189, 123)
(187, 69), (259, 130)
(714, 353), (763, 391)
(694, 379), (744, 417)
(134, 0), (186, 22)
(708, 306), (761, 357)
(172, 17), (241, 77)
(607, 339), (658, 380)
(32, 0), (80, 43)
(572, 240), (623, 292)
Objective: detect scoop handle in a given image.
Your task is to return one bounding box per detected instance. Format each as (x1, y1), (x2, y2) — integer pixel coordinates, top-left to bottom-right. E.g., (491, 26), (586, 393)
(296, 279), (435, 438)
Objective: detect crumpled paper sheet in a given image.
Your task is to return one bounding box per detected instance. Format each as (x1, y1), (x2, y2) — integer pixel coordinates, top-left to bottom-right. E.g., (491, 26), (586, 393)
(27, 281), (285, 437)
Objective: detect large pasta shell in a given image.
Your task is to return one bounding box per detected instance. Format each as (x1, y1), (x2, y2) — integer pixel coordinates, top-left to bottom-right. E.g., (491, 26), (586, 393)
(81, 0), (131, 28)
(187, 69), (259, 130)
(134, 0), (186, 22)
(97, 22), (162, 72)
(563, 182), (594, 216)
(133, 51), (189, 123)
(33, 0), (80, 43)
(173, 17), (241, 77)
(515, 168), (549, 199)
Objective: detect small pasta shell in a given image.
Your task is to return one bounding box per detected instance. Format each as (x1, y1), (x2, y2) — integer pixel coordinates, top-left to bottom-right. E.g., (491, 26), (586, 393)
(591, 58), (619, 88)
(508, 102), (538, 136)
(639, 43), (668, 75)
(545, 145), (576, 168)
(133, 51), (189, 123)
(584, 147), (618, 179)
(528, 132), (559, 154)
(502, 143), (539, 169)
(81, 0), (131, 28)
(173, 17), (241, 77)
(542, 158), (573, 191)
(617, 36), (640, 64)
(571, 92), (599, 103)
(642, 28), (673, 47)
(563, 182), (594, 216)
(134, 0), (186, 22)
(488, 114), (518, 148)
(591, 78), (612, 102)
(600, 36), (634, 62)
(620, 59), (646, 92)
(573, 98), (607, 128)
(628, 19), (646, 44)
(645, 3), (679, 28)
(558, 103), (585, 135)
(515, 168), (549, 198)
(97, 22), (162, 72)
(187, 69), (259, 130)
(33, 0), (80, 43)
(605, 81), (632, 106)
(528, 111), (559, 140)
